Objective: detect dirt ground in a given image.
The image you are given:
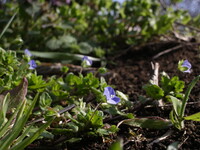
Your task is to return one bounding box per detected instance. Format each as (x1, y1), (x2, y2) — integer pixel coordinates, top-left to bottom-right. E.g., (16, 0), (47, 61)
(105, 40), (200, 150)
(34, 40), (200, 150)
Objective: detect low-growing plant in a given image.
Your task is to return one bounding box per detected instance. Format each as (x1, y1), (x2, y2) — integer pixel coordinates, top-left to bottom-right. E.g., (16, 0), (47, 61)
(38, 57), (134, 143)
(0, 1), (199, 149)
(0, 0), (192, 62)
(0, 47), (134, 148)
(0, 48), (59, 150)
(143, 59), (200, 130)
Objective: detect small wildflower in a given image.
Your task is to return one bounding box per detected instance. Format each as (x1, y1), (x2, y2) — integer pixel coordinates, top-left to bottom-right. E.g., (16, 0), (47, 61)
(178, 59), (191, 73)
(82, 56), (92, 66)
(24, 49), (32, 57)
(28, 60), (37, 70)
(103, 87), (120, 105)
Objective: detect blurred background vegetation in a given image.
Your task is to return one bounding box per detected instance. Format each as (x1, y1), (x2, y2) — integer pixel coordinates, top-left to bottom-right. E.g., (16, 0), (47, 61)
(0, 0), (199, 64)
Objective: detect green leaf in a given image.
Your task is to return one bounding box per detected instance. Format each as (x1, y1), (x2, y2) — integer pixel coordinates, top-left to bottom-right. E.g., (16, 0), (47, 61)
(0, 93), (38, 150)
(116, 90), (128, 101)
(24, 2), (41, 18)
(0, 93), (10, 126)
(13, 126), (33, 146)
(84, 72), (99, 88)
(143, 84), (164, 100)
(79, 42), (93, 54)
(51, 128), (74, 134)
(46, 35), (77, 50)
(39, 92), (52, 110)
(27, 127), (54, 139)
(169, 110), (182, 130)
(0, 94), (23, 138)
(184, 112), (200, 121)
(161, 75), (185, 94)
(171, 77), (185, 93)
(178, 60), (188, 72)
(118, 117), (172, 130)
(61, 66), (69, 73)
(109, 139), (123, 150)
(29, 51), (100, 63)
(65, 73), (82, 85)
(10, 116), (55, 150)
(97, 125), (119, 136)
(180, 75), (200, 118)
(167, 141), (179, 150)
(0, 77), (28, 127)
(167, 96), (182, 116)
(98, 67), (107, 74)
(67, 138), (82, 143)
(0, 100), (27, 150)
(28, 83), (52, 90)
(45, 37), (62, 50)
(90, 110), (104, 128)
(28, 74), (51, 90)
(60, 35), (77, 48)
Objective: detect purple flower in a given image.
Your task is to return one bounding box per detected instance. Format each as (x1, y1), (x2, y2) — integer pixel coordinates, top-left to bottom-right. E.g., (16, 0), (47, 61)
(28, 60), (37, 70)
(181, 60), (191, 73)
(82, 56), (92, 66)
(24, 49), (32, 57)
(103, 87), (120, 105)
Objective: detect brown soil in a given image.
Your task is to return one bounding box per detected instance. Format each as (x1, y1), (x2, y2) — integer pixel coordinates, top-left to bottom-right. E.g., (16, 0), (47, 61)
(32, 40), (200, 150)
(105, 41), (200, 150)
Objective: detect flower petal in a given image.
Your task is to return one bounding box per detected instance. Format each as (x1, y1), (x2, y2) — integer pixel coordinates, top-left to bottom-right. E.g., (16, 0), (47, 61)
(103, 87), (111, 99)
(182, 60), (191, 73)
(82, 56), (92, 66)
(24, 49), (32, 57)
(107, 87), (116, 96)
(182, 60), (191, 68)
(107, 96), (120, 105)
(28, 60), (37, 69)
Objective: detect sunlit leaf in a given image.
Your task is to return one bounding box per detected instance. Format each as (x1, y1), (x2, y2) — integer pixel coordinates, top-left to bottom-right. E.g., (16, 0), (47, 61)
(79, 42), (93, 54)
(167, 96), (182, 116)
(184, 112), (200, 121)
(118, 117), (172, 130)
(143, 84), (164, 100)
(109, 139), (123, 150)
(29, 51), (100, 63)
(167, 141), (179, 150)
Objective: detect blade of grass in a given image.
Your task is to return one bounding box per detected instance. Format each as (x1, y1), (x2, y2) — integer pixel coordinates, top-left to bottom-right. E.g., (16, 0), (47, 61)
(0, 100), (26, 149)
(180, 75), (200, 118)
(0, 93), (39, 150)
(0, 93), (10, 127)
(10, 116), (55, 150)
(0, 96), (24, 137)
(0, 10), (18, 39)
(12, 125), (33, 146)
(20, 51), (100, 62)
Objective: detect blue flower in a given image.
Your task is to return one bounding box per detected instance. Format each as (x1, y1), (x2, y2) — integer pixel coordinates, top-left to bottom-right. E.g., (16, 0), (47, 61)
(24, 49), (32, 57)
(103, 87), (120, 105)
(82, 56), (92, 66)
(28, 60), (37, 70)
(181, 60), (191, 73)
